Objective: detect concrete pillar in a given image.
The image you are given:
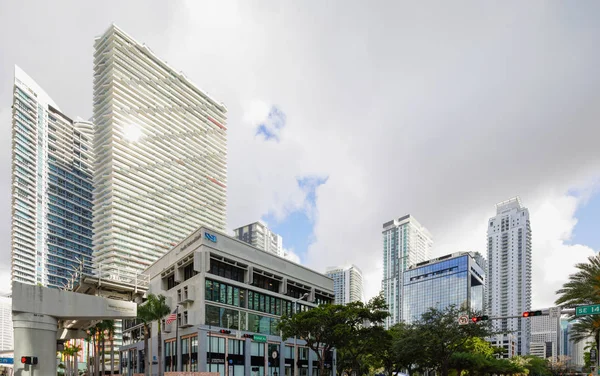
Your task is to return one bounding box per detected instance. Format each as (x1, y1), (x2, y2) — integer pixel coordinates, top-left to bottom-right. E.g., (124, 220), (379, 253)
(244, 338), (252, 376)
(13, 312), (58, 376)
(279, 342), (285, 376)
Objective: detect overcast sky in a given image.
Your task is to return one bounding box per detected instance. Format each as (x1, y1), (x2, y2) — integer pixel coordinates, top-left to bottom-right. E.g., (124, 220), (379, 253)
(1, 1), (600, 308)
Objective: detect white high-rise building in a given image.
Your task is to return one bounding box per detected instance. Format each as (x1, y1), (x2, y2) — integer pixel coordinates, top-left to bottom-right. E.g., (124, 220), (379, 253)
(92, 24), (228, 276)
(11, 66), (94, 289)
(487, 197), (532, 357)
(530, 310), (561, 361)
(326, 264), (364, 305)
(382, 215), (432, 328)
(0, 296), (12, 351)
(233, 221), (284, 257)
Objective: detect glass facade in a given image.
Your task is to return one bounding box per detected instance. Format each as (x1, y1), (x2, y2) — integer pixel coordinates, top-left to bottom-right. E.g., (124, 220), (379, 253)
(11, 68), (94, 289)
(402, 254), (484, 324)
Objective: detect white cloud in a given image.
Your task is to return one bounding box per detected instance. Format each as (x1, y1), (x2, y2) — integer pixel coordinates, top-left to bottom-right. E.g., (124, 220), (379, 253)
(1, 1), (600, 311)
(283, 248), (301, 265)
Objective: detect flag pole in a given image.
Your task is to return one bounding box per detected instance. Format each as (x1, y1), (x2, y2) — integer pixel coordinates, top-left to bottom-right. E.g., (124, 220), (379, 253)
(175, 305), (179, 372)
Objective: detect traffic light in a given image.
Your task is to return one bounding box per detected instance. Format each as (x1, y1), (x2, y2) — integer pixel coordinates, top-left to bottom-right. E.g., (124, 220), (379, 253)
(21, 356), (37, 365)
(522, 311), (542, 317)
(471, 315), (489, 323)
(242, 334), (253, 338)
(219, 329), (231, 334)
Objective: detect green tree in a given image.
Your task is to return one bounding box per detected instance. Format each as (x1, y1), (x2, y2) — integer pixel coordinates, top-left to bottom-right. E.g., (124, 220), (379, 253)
(522, 355), (551, 376)
(137, 294), (171, 376)
(278, 295), (388, 376)
(415, 306), (493, 376)
(335, 295), (390, 376)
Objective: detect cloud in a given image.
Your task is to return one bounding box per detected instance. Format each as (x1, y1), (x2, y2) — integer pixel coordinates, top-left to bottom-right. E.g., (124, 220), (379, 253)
(1, 1), (600, 312)
(283, 248), (302, 265)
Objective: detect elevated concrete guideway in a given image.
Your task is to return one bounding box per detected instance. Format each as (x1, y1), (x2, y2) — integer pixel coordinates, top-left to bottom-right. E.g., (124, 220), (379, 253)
(12, 282), (139, 376)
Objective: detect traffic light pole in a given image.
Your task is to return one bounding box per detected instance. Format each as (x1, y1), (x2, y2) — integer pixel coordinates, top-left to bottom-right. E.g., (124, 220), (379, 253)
(477, 308), (575, 321)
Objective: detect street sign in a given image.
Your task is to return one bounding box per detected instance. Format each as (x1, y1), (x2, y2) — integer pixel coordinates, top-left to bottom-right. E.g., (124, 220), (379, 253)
(0, 358), (13, 364)
(576, 304), (600, 316)
(253, 335), (267, 343)
(591, 349), (597, 363)
(458, 315), (469, 325)
(549, 307), (561, 319)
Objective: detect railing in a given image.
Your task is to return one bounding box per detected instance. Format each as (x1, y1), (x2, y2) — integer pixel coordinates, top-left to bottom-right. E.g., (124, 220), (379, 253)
(94, 262), (151, 290)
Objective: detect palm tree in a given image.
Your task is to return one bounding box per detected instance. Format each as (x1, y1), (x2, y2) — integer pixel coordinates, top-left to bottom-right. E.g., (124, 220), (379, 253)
(106, 320), (116, 375)
(137, 294), (172, 376)
(95, 320), (116, 375)
(556, 254), (600, 348)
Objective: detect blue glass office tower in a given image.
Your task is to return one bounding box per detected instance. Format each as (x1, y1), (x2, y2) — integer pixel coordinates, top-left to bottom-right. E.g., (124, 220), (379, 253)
(402, 252), (485, 324)
(11, 66), (94, 289)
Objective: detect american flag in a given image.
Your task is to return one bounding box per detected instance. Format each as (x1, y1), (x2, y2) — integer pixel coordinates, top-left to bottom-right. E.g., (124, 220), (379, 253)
(165, 307), (178, 325)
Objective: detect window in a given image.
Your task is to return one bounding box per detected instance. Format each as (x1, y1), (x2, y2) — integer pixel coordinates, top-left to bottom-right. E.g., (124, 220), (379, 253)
(183, 262), (197, 280)
(209, 259), (245, 282)
(166, 274), (179, 290)
(206, 279), (245, 307)
(164, 340), (176, 371)
(181, 335), (198, 371)
(252, 273), (280, 292)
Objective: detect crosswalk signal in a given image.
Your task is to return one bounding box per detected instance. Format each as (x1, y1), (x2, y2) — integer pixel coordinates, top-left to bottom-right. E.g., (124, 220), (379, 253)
(471, 315), (489, 323)
(21, 356), (37, 365)
(522, 311), (542, 317)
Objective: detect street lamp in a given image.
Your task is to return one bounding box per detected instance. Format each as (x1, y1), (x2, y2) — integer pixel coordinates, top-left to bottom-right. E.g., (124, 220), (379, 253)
(293, 293), (309, 376)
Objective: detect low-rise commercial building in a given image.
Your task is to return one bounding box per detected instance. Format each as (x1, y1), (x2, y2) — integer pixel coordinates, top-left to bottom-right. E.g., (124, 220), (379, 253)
(121, 226), (335, 376)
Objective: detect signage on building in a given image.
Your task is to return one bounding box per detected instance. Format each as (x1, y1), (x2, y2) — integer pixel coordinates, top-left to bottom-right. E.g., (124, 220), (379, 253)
(180, 233), (202, 253)
(0, 358), (13, 364)
(205, 232), (217, 243)
(253, 334), (267, 343)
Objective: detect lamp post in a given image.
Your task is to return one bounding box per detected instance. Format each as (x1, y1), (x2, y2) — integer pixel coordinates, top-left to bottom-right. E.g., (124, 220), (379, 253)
(293, 293), (309, 376)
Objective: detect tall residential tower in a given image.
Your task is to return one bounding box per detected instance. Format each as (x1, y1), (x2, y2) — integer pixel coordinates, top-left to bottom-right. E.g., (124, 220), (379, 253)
(382, 215), (432, 328)
(487, 197), (532, 357)
(92, 24), (228, 276)
(233, 221), (284, 257)
(326, 264), (364, 305)
(11, 66), (94, 289)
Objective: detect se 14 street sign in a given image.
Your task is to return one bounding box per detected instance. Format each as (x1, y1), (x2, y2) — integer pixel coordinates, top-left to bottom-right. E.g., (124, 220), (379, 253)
(576, 304), (600, 316)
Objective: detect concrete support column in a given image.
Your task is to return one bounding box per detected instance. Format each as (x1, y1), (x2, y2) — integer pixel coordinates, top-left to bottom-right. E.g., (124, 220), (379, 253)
(279, 342), (285, 376)
(13, 312), (58, 376)
(244, 338), (252, 376)
(307, 349), (316, 376)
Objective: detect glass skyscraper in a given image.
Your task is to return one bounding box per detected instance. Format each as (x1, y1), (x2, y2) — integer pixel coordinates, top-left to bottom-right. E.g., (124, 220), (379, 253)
(382, 215), (432, 328)
(402, 252), (485, 324)
(11, 65), (94, 289)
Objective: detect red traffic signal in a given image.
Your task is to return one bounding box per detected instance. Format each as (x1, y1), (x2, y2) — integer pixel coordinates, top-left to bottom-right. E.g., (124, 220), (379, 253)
(471, 315), (489, 323)
(21, 356), (37, 365)
(242, 334), (253, 338)
(523, 311), (542, 318)
(219, 329), (231, 334)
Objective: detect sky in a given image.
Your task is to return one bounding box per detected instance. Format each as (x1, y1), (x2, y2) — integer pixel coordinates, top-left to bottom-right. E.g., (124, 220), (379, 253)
(1, 1), (600, 309)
